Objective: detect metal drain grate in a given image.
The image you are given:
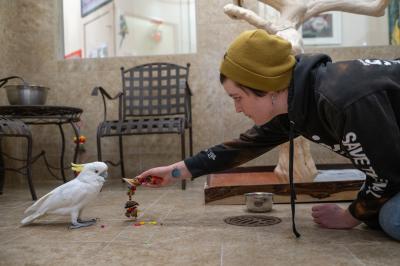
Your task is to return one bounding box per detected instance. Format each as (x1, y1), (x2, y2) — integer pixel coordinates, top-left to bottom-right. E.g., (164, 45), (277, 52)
(224, 215), (281, 227)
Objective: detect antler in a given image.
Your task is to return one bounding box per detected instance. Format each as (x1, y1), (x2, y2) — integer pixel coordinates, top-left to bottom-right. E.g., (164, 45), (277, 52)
(224, 3), (279, 34)
(224, 1), (308, 54)
(304, 0), (389, 21)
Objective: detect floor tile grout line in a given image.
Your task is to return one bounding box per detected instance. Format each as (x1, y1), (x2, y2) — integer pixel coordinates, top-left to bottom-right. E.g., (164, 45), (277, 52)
(0, 227), (34, 245)
(0, 225), (23, 230)
(341, 245), (366, 266)
(94, 190), (171, 253)
(220, 243), (224, 266)
(0, 202), (33, 209)
(140, 230), (205, 246)
(144, 206), (175, 244)
(0, 215), (64, 245)
(0, 240), (114, 245)
(135, 190), (172, 220)
(0, 235), (25, 245)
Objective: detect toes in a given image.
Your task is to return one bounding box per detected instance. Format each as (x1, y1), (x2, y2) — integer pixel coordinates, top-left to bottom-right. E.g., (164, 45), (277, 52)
(70, 221), (96, 229)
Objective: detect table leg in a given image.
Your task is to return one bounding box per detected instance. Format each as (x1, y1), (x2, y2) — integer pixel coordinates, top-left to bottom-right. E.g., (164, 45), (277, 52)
(57, 122), (80, 182)
(25, 135), (37, 200)
(58, 123), (67, 183)
(0, 138), (4, 195)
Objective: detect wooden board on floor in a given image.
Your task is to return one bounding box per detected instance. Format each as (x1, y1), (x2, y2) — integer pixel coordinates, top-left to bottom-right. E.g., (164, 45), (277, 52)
(205, 165), (364, 205)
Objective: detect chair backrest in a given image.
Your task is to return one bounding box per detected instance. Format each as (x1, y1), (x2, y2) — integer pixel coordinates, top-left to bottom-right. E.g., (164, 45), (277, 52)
(120, 62), (190, 119)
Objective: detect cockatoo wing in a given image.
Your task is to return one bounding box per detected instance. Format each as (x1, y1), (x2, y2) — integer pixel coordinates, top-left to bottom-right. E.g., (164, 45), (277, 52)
(21, 180), (93, 225)
(23, 179), (91, 216)
(49, 183), (94, 215)
(24, 189), (55, 214)
(24, 179), (78, 214)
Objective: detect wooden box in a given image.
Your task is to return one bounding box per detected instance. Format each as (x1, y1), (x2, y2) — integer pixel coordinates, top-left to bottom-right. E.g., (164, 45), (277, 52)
(205, 165), (364, 205)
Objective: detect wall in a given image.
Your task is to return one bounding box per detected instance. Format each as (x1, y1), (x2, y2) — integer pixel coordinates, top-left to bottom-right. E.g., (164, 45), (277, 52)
(0, 0), (14, 75)
(341, 10), (389, 47)
(1, 0), (400, 186)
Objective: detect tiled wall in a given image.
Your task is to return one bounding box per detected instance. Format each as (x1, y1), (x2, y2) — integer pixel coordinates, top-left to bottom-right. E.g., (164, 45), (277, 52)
(1, 0), (399, 183)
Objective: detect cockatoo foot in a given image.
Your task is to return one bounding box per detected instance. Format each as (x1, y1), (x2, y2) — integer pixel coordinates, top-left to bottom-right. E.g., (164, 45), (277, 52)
(70, 220), (96, 229)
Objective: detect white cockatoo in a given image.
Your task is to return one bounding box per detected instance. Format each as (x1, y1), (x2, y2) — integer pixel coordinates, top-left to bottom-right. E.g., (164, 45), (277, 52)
(21, 161), (108, 229)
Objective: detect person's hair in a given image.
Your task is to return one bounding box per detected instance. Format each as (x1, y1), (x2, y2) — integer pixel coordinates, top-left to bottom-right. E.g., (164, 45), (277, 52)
(219, 73), (268, 97)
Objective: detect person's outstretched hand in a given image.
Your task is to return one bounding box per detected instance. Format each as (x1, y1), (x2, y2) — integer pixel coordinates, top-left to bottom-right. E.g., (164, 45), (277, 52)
(135, 161), (191, 188)
(311, 203), (361, 229)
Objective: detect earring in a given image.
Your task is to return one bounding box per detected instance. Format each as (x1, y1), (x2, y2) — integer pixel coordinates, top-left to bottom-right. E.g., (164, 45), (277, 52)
(271, 95), (276, 105)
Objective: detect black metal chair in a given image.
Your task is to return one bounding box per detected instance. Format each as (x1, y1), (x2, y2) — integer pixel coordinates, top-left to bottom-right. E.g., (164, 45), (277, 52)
(92, 62), (193, 189)
(0, 118), (36, 200)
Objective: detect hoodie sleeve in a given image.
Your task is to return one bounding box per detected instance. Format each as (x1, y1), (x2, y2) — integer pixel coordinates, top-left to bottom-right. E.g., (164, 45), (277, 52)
(184, 114), (293, 178)
(342, 91), (400, 228)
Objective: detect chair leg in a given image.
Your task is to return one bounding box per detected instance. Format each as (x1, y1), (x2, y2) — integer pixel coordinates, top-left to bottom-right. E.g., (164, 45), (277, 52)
(0, 138), (4, 195)
(181, 131), (186, 190)
(119, 135), (126, 178)
(189, 126), (194, 181)
(97, 134), (102, 162)
(26, 136), (37, 200)
(189, 126), (193, 156)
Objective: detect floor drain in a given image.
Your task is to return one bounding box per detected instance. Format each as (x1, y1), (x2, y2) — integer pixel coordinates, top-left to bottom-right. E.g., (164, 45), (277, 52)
(224, 215), (281, 227)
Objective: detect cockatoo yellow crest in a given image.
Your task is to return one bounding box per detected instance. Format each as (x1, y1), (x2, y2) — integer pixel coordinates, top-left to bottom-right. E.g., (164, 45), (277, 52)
(71, 163), (84, 173)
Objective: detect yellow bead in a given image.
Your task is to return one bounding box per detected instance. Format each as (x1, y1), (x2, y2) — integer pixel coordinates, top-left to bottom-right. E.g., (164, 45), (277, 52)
(139, 221), (145, 225)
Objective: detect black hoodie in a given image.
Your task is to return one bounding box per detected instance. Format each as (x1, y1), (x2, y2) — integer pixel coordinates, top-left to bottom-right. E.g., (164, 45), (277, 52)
(185, 54), (400, 230)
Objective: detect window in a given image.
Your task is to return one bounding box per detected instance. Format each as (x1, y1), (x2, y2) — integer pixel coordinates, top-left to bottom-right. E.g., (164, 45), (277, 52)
(62, 0), (197, 59)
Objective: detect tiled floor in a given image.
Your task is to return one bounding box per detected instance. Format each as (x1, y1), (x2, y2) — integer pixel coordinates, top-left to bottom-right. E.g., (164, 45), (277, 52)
(0, 177), (399, 266)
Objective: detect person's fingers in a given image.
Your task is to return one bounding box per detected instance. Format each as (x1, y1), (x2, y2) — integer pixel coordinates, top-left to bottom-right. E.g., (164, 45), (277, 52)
(135, 171), (151, 180)
(142, 177), (173, 188)
(313, 217), (321, 224)
(142, 183), (162, 188)
(312, 204), (327, 212)
(151, 176), (164, 185)
(311, 211), (321, 218)
(314, 218), (329, 228)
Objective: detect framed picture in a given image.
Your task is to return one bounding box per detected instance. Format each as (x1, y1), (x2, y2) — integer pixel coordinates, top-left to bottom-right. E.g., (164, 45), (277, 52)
(81, 0), (112, 17)
(388, 0), (400, 45)
(302, 12), (342, 45)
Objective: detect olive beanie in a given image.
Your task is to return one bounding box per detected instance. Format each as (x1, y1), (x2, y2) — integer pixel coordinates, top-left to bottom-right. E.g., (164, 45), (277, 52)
(220, 29), (295, 92)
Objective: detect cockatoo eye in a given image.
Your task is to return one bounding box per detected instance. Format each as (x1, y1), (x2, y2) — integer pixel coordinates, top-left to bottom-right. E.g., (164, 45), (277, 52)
(95, 170), (99, 174)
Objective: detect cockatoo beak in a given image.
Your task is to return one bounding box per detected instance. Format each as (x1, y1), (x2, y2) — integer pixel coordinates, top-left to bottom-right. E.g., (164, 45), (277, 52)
(100, 171), (108, 179)
(71, 163), (84, 173)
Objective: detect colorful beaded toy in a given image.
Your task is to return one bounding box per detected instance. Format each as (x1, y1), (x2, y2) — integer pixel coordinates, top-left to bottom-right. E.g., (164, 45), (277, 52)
(123, 176), (163, 218)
